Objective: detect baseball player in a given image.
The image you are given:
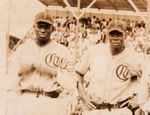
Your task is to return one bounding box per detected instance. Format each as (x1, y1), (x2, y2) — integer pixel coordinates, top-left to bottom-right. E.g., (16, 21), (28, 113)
(75, 19), (144, 115)
(137, 59), (150, 115)
(5, 11), (77, 115)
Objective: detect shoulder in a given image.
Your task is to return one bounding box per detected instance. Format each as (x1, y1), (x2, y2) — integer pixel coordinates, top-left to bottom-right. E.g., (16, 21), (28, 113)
(51, 41), (74, 60)
(123, 47), (145, 67)
(124, 47), (143, 58)
(9, 39), (35, 59)
(51, 40), (65, 48)
(51, 41), (70, 54)
(80, 44), (108, 62)
(19, 39), (34, 49)
(88, 43), (108, 55)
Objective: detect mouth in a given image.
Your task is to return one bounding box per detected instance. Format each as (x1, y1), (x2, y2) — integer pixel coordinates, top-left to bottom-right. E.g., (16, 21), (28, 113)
(38, 35), (49, 41)
(39, 34), (47, 38)
(111, 40), (121, 46)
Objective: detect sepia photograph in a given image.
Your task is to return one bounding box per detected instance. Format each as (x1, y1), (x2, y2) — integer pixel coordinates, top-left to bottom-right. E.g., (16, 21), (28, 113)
(0, 0), (150, 115)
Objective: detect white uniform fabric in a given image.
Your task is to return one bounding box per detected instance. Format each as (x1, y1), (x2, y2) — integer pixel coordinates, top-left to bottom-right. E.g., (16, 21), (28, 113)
(82, 107), (132, 115)
(138, 59), (150, 114)
(76, 43), (144, 115)
(4, 38), (77, 115)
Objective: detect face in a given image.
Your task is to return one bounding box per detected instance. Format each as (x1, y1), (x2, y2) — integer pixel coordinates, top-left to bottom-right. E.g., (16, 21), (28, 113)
(109, 30), (125, 49)
(34, 21), (52, 42)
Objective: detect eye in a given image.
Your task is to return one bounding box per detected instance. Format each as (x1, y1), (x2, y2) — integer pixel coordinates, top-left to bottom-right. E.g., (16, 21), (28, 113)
(36, 23), (51, 30)
(37, 24), (43, 29)
(109, 31), (123, 37)
(109, 32), (115, 37)
(45, 25), (51, 29)
(117, 33), (123, 37)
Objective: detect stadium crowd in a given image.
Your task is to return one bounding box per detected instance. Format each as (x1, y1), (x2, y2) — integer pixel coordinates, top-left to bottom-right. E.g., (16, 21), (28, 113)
(10, 15), (149, 59)
(47, 16), (148, 58)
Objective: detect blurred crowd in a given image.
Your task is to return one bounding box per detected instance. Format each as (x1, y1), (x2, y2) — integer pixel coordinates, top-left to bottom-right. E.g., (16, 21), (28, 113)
(51, 16), (149, 58)
(10, 15), (150, 58)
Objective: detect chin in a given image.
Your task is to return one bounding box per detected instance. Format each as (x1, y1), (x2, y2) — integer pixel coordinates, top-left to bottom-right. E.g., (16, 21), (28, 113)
(38, 37), (49, 42)
(112, 44), (121, 48)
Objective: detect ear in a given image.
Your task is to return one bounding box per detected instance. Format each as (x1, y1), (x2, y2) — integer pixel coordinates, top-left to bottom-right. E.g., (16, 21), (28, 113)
(33, 24), (35, 29)
(124, 32), (127, 38)
(52, 26), (55, 32)
(105, 34), (109, 41)
(50, 25), (55, 32)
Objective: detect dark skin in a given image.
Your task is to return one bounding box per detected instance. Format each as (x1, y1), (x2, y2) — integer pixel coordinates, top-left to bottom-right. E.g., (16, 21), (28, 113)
(109, 31), (139, 111)
(76, 30), (139, 111)
(34, 21), (53, 47)
(108, 30), (125, 56)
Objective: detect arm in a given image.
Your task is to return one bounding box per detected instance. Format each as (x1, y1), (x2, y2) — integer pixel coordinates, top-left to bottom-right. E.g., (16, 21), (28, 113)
(75, 71), (86, 100)
(136, 58), (150, 113)
(138, 72), (150, 113)
(6, 44), (27, 92)
(75, 70), (96, 110)
(75, 49), (96, 110)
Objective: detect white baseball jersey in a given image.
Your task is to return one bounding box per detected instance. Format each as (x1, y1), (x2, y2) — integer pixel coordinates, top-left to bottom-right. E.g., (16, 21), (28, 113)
(76, 43), (144, 104)
(6, 38), (77, 115)
(8, 38), (76, 91)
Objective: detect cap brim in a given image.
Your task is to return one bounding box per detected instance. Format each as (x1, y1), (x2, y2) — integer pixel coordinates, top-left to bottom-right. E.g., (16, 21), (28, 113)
(35, 19), (53, 25)
(108, 28), (124, 34)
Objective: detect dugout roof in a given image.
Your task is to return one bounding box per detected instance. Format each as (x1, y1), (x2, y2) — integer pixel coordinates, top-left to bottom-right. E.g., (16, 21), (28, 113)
(39, 0), (147, 12)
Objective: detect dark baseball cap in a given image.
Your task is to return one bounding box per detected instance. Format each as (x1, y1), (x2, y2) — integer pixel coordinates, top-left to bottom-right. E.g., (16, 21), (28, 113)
(107, 19), (126, 34)
(34, 11), (53, 25)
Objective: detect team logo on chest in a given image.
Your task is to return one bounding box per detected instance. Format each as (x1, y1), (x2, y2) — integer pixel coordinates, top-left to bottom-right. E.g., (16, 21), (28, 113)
(44, 53), (74, 72)
(116, 64), (132, 81)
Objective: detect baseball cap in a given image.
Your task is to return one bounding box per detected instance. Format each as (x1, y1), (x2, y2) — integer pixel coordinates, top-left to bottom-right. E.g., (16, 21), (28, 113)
(107, 19), (126, 34)
(34, 11), (53, 25)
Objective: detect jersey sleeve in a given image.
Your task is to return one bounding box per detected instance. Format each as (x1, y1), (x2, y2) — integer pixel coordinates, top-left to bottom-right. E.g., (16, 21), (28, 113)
(6, 43), (27, 91)
(75, 49), (90, 75)
(131, 51), (145, 79)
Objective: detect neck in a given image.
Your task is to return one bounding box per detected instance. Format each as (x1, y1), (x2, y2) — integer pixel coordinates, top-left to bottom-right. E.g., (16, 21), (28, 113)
(110, 45), (125, 56)
(36, 39), (51, 47)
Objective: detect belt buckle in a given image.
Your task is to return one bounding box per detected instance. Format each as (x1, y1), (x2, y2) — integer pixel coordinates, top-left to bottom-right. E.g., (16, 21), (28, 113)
(114, 103), (117, 109)
(36, 90), (40, 98)
(107, 103), (111, 111)
(36, 90), (44, 98)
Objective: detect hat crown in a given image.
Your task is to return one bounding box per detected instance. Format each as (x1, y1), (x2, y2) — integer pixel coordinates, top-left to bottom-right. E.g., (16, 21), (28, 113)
(34, 11), (53, 25)
(108, 19), (126, 33)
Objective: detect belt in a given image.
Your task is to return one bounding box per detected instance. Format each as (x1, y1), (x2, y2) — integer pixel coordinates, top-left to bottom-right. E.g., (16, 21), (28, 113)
(91, 98), (130, 111)
(91, 102), (123, 111)
(21, 89), (60, 98)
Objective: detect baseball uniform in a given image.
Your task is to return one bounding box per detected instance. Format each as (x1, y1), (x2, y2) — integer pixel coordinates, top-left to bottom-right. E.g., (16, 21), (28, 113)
(76, 43), (144, 115)
(5, 37), (77, 115)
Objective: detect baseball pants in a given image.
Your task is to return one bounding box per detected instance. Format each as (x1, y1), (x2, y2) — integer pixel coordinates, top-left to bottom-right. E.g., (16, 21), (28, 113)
(82, 107), (132, 115)
(3, 91), (76, 115)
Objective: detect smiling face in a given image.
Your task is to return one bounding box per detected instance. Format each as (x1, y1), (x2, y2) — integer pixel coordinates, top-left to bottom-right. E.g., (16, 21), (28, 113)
(109, 30), (125, 50)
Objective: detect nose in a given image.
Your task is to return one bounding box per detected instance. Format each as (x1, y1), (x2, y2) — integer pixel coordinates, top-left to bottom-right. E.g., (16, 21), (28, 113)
(40, 28), (46, 33)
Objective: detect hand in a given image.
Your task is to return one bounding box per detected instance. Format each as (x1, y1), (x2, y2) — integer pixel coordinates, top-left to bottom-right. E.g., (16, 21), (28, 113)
(127, 99), (139, 111)
(120, 96), (139, 111)
(81, 95), (97, 110)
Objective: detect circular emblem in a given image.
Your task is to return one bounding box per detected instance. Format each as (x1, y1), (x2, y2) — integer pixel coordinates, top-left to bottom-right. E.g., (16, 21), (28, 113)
(116, 64), (131, 81)
(45, 53), (60, 68)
